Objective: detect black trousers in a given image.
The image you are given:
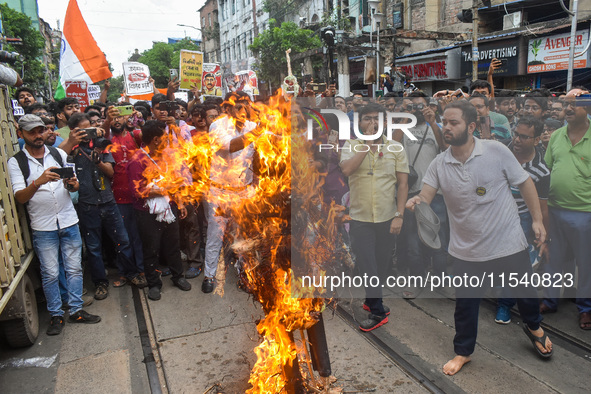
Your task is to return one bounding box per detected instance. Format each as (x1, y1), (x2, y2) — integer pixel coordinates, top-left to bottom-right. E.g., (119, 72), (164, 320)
(135, 208), (185, 289)
(452, 249), (542, 356)
(349, 220), (394, 316)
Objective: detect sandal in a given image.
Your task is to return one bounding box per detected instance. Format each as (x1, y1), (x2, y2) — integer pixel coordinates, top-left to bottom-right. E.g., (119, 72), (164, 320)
(522, 325), (553, 359)
(113, 277), (129, 287)
(579, 312), (591, 330)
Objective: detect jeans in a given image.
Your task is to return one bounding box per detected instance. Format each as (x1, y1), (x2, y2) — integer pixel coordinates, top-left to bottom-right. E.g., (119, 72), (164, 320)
(543, 207), (591, 313)
(117, 203), (144, 272)
(135, 208), (184, 289)
(78, 201), (140, 285)
(453, 250), (542, 355)
(33, 224), (84, 316)
(349, 220), (394, 316)
(397, 194), (449, 277)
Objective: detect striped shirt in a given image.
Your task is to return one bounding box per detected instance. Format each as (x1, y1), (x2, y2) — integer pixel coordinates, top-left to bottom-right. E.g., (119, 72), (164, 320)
(509, 145), (550, 214)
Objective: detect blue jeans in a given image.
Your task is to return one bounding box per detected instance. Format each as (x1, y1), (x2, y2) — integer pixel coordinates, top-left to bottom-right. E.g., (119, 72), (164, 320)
(117, 204), (144, 272)
(32, 224), (84, 316)
(78, 201), (140, 285)
(543, 207), (591, 313)
(398, 194), (449, 276)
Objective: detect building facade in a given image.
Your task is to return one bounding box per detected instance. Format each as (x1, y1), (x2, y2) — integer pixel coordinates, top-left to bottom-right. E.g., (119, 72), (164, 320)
(199, 0), (221, 63)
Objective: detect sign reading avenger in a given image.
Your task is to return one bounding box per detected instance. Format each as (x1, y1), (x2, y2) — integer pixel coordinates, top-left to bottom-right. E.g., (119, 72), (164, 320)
(460, 39), (520, 78)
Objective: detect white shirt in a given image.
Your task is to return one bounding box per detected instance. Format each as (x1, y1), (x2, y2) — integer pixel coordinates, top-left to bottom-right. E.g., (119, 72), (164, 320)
(208, 115), (256, 188)
(8, 147), (79, 231)
(422, 137), (529, 261)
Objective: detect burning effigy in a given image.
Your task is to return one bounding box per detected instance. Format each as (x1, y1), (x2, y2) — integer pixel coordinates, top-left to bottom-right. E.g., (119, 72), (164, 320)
(132, 50), (351, 393)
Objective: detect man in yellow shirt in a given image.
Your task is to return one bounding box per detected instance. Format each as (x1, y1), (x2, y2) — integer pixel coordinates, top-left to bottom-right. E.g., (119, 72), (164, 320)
(340, 103), (409, 331)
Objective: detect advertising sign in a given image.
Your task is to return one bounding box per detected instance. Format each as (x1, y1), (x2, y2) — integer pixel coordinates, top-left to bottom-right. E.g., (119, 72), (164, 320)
(179, 50), (203, 91)
(65, 80), (89, 109)
(201, 63), (223, 97)
(527, 30), (590, 73)
(123, 62), (152, 95)
(460, 39), (520, 78)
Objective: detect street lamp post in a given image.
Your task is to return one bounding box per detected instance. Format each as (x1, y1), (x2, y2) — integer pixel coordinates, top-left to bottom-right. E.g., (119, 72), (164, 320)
(368, 0), (380, 97)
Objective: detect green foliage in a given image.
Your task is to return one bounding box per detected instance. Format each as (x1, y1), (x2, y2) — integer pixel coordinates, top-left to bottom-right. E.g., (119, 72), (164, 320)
(249, 20), (321, 88)
(137, 38), (201, 88)
(262, 0), (299, 23)
(0, 4), (46, 90)
(106, 75), (124, 103)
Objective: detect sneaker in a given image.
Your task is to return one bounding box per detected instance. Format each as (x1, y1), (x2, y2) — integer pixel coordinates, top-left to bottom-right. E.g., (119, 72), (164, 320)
(147, 287), (161, 301)
(94, 283), (108, 300)
(185, 266), (202, 279)
(202, 277), (215, 293)
(69, 310), (101, 324)
(359, 314), (389, 332)
(173, 277), (192, 291)
(46, 316), (65, 336)
(495, 304), (512, 324)
(130, 275), (148, 289)
(363, 303), (391, 316)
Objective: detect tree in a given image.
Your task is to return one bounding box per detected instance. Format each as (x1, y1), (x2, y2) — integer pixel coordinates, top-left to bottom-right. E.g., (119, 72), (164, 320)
(106, 75), (124, 103)
(137, 38), (201, 88)
(249, 20), (321, 89)
(0, 4), (45, 91)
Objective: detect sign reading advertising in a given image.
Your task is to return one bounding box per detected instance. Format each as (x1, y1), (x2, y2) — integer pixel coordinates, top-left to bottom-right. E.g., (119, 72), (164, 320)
(201, 63), (223, 97)
(179, 50), (203, 91)
(460, 39), (520, 78)
(122, 62), (152, 95)
(527, 30), (590, 73)
(65, 80), (89, 109)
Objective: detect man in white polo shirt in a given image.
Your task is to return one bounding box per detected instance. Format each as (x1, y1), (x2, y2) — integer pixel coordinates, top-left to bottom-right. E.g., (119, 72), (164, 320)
(8, 114), (101, 336)
(406, 100), (552, 375)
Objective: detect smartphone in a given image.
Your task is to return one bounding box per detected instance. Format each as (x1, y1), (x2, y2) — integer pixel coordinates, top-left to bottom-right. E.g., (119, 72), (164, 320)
(498, 58), (508, 66)
(50, 167), (75, 179)
(81, 127), (98, 139)
(170, 69), (179, 80)
(311, 83), (326, 92)
(117, 105), (134, 116)
(480, 116), (491, 139)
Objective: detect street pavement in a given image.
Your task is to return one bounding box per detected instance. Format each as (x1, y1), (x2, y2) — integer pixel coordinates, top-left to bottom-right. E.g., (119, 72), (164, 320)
(1, 265), (590, 393)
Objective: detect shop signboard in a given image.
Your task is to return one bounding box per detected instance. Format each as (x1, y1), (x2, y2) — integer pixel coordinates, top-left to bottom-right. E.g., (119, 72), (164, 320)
(527, 29), (590, 73)
(460, 39), (520, 78)
(397, 48), (460, 82)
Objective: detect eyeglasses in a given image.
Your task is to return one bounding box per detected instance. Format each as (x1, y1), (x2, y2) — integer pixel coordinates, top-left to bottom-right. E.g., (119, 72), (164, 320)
(524, 105), (541, 111)
(513, 132), (535, 141)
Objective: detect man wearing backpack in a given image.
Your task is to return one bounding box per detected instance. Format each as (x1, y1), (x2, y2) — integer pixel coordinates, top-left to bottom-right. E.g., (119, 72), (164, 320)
(7, 115), (101, 336)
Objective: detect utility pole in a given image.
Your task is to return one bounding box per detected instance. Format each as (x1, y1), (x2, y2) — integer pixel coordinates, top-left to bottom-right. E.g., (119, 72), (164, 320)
(472, 0), (479, 81)
(566, 0), (578, 91)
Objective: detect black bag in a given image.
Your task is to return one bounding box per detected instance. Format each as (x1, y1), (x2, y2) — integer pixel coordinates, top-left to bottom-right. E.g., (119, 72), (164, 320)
(407, 126), (428, 189)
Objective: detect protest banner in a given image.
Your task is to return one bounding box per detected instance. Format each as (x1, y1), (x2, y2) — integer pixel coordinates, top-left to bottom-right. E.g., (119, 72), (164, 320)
(234, 70), (259, 96)
(123, 62), (152, 95)
(201, 63), (222, 97)
(174, 91), (189, 102)
(65, 80), (89, 109)
(179, 50), (203, 91)
(88, 84), (101, 103)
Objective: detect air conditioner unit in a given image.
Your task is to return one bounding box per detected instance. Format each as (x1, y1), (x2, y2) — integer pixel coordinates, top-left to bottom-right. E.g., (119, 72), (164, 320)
(503, 11), (522, 30)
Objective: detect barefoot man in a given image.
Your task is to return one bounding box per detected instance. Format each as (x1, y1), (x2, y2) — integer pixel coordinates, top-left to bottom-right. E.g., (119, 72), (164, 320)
(406, 100), (552, 375)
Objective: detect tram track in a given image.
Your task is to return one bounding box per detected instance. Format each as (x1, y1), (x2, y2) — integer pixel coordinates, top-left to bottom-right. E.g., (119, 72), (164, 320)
(332, 303), (456, 394)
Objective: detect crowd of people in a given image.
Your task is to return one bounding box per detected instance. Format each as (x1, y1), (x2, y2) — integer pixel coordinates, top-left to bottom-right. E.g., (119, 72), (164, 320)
(5, 74), (590, 377)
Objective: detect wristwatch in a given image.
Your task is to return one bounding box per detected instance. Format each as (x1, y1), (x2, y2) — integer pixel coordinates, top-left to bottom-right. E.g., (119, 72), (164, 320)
(394, 211), (403, 219)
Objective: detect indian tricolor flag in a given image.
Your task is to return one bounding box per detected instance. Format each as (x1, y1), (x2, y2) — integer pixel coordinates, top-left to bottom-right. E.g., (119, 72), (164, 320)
(54, 0), (112, 100)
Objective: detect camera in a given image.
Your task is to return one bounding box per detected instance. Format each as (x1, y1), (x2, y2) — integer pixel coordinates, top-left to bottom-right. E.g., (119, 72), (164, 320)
(158, 100), (179, 114)
(79, 128), (112, 150)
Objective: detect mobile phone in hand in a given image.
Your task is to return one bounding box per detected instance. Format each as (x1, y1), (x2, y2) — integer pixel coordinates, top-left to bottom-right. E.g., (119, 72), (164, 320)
(480, 116), (491, 139)
(50, 167), (75, 179)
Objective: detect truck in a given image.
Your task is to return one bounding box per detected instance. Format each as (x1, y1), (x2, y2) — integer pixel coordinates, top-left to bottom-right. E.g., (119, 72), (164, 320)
(0, 85), (40, 347)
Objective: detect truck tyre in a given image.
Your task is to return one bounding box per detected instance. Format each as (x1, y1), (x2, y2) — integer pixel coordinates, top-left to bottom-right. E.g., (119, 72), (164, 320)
(1, 274), (39, 347)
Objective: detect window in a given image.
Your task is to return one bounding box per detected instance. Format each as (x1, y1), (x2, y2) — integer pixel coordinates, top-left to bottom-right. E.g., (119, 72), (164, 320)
(232, 0), (235, 14)
(202, 17), (205, 28)
(208, 13), (212, 27)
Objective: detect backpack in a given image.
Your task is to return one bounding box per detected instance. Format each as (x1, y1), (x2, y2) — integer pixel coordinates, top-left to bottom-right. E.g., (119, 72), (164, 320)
(13, 146), (64, 185)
